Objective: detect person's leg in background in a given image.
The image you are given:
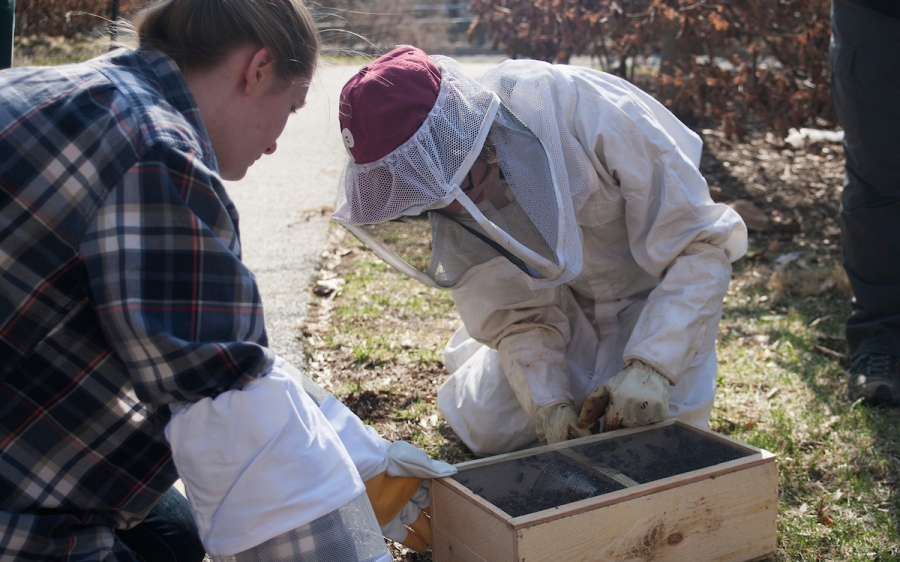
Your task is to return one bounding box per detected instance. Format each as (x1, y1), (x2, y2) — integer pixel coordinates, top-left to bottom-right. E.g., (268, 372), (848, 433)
(830, 0), (900, 405)
(116, 487), (206, 562)
(0, 0), (14, 69)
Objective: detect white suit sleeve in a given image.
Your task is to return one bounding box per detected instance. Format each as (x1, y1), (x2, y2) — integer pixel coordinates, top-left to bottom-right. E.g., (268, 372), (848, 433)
(275, 357), (388, 480)
(165, 362), (366, 556)
(451, 259), (576, 415)
(566, 67), (747, 384)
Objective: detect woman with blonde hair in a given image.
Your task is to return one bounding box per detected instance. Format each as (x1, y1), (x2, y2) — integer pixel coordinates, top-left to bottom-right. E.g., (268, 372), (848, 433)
(0, 3), (450, 560)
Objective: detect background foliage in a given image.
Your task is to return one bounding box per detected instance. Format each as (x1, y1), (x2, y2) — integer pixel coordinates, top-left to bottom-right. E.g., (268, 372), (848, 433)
(468, 0), (834, 138)
(16, 0), (836, 138)
(14, 0), (141, 37)
(314, 0), (456, 54)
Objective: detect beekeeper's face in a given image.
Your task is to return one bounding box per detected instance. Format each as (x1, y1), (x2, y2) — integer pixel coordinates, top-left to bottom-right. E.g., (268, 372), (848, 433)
(335, 99), (572, 289)
(446, 159), (503, 214)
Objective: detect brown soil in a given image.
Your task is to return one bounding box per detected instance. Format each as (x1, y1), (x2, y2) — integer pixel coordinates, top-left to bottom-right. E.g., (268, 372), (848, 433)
(700, 128), (844, 260)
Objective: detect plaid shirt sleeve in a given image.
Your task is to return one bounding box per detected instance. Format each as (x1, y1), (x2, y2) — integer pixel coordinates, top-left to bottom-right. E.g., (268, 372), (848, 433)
(80, 140), (274, 404)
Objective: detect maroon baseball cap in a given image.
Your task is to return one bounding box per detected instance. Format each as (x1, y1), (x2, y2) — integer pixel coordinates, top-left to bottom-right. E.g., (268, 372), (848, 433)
(339, 46), (442, 164)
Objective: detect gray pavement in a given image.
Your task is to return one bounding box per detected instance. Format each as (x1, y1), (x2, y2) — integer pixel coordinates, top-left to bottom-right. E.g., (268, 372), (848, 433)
(224, 62), (357, 367)
(225, 56), (567, 367)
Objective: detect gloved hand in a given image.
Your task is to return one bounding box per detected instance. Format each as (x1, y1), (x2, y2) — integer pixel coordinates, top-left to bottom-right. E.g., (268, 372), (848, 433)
(578, 360), (670, 432)
(535, 402), (593, 444)
(363, 440), (456, 552)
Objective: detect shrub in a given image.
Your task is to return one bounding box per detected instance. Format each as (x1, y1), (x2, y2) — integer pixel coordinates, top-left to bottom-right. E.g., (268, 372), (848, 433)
(15, 0), (139, 38)
(468, 0), (833, 138)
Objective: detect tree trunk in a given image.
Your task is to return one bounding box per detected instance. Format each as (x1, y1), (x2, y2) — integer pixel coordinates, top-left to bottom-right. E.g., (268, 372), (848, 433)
(658, 20), (695, 125)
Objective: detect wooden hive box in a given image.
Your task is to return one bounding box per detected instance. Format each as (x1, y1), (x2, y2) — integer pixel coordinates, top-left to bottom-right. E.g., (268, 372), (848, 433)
(430, 420), (777, 562)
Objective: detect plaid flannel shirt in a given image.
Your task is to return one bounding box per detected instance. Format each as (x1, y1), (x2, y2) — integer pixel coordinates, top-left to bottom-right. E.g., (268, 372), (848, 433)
(0, 48), (277, 560)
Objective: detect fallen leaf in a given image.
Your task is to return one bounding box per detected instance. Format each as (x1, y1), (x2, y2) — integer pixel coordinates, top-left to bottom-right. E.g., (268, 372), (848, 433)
(729, 199), (769, 231)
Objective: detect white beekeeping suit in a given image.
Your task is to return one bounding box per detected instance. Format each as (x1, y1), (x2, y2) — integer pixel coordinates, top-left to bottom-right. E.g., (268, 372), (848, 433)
(334, 46), (747, 457)
(439, 61), (747, 455)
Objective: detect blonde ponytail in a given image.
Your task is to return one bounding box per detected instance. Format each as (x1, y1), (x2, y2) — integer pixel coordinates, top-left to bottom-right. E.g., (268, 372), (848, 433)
(136, 0), (319, 82)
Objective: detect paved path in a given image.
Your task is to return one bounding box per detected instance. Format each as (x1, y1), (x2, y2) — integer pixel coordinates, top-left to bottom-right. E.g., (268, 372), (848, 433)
(224, 57), (529, 367)
(224, 63), (357, 367)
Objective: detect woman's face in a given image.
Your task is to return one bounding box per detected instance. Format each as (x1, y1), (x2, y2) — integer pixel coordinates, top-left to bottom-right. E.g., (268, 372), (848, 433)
(187, 46), (311, 182)
(445, 159), (502, 214)
(218, 79), (310, 181)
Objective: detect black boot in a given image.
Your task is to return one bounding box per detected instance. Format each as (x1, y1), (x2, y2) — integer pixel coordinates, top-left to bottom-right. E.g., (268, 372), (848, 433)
(847, 353), (900, 406)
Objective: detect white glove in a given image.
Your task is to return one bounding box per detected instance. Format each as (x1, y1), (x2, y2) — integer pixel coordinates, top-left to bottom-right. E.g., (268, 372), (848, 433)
(364, 440), (456, 552)
(535, 402), (593, 444)
(578, 361), (670, 432)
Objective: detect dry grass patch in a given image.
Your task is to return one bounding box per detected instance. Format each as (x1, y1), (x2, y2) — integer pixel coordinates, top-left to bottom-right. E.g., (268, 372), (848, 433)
(717, 259), (900, 560)
(299, 227), (473, 468)
(13, 34), (111, 66)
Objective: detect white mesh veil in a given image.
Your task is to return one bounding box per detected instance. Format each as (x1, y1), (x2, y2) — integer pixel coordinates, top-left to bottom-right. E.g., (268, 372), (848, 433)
(214, 493), (389, 562)
(335, 55), (496, 223)
(333, 56), (584, 290)
(475, 60), (593, 289)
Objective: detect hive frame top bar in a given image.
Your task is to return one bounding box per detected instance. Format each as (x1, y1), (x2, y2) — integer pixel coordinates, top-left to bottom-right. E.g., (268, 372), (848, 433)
(440, 420), (776, 530)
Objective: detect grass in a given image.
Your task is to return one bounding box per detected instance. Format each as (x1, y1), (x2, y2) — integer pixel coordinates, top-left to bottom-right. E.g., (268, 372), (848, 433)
(393, 399), (430, 421)
(713, 255), (900, 560)
(330, 254), (458, 371)
(309, 226), (900, 561)
(13, 34), (112, 67)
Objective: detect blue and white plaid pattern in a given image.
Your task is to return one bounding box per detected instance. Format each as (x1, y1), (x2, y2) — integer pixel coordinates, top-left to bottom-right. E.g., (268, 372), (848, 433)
(0, 48), (277, 559)
(225, 493), (391, 562)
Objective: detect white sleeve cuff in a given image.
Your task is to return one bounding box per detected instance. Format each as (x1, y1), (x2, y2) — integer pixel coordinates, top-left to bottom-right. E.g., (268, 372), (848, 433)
(166, 365), (365, 556)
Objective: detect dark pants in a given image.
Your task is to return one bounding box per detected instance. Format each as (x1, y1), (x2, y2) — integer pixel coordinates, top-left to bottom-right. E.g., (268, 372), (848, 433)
(116, 487), (206, 562)
(830, 0), (900, 359)
(0, 0), (13, 69)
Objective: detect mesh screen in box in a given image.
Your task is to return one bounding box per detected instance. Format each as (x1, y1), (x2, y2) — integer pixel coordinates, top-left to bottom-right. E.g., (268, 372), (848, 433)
(452, 424), (752, 518)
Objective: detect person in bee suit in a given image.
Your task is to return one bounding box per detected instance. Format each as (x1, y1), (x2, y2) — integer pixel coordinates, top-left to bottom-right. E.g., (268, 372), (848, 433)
(333, 46), (748, 457)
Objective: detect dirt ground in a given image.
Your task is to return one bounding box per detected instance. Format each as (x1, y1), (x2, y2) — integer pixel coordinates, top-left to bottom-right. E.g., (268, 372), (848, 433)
(298, 121), (847, 560)
(701, 128), (844, 262)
